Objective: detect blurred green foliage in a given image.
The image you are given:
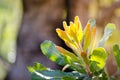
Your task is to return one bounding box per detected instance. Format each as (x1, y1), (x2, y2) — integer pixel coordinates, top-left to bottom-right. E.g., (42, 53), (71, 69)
(0, 0), (22, 79)
(88, 0), (120, 50)
(0, 0), (22, 63)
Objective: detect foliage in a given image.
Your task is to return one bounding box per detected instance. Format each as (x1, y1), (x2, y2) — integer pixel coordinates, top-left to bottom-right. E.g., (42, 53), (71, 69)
(28, 16), (120, 80)
(0, 0), (22, 63)
(0, 0), (22, 79)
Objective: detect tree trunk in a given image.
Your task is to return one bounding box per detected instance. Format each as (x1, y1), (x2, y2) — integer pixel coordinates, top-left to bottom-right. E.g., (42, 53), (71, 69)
(6, 0), (65, 80)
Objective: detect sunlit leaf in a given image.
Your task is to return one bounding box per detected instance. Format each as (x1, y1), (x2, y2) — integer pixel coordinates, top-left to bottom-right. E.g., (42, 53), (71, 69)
(63, 21), (68, 31)
(74, 16), (80, 32)
(28, 62), (48, 73)
(77, 22), (83, 43)
(113, 44), (120, 70)
(89, 26), (96, 54)
(90, 47), (107, 71)
(56, 29), (77, 49)
(56, 29), (71, 43)
(69, 22), (76, 36)
(55, 46), (79, 62)
(73, 16), (83, 43)
(83, 23), (91, 51)
(98, 23), (116, 47)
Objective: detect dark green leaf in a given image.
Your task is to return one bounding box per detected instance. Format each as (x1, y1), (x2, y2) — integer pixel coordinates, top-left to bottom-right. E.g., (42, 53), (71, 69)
(62, 76), (75, 80)
(113, 44), (120, 70)
(83, 76), (92, 80)
(31, 70), (83, 80)
(41, 40), (70, 66)
(70, 63), (86, 73)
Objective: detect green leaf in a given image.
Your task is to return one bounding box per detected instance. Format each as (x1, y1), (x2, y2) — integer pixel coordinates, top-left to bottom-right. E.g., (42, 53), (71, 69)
(31, 70), (83, 80)
(90, 61), (98, 73)
(28, 62), (48, 73)
(40, 40), (86, 72)
(70, 63), (86, 73)
(62, 76), (75, 80)
(90, 47), (107, 71)
(113, 44), (120, 70)
(98, 23), (116, 47)
(83, 77), (92, 80)
(40, 40), (71, 66)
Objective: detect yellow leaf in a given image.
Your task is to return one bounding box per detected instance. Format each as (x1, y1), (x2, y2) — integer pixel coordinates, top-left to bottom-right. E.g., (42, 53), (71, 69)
(83, 23), (91, 51)
(56, 28), (77, 49)
(77, 21), (83, 43)
(74, 16), (80, 32)
(69, 22), (78, 42)
(65, 42), (77, 50)
(63, 21), (68, 31)
(90, 27), (96, 52)
(74, 16), (83, 43)
(56, 28), (71, 42)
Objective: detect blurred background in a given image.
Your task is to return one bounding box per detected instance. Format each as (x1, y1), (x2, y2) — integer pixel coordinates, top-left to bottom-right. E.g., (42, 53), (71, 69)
(0, 0), (120, 80)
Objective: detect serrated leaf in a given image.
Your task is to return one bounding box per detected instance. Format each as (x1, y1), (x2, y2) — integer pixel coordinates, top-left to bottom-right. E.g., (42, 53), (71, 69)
(41, 40), (71, 66)
(113, 44), (120, 70)
(98, 23), (116, 47)
(90, 47), (107, 71)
